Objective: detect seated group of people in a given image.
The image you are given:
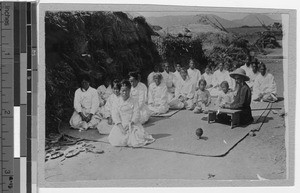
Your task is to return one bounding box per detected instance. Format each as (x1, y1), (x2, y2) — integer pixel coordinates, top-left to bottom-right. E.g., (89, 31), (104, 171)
(69, 55), (277, 148)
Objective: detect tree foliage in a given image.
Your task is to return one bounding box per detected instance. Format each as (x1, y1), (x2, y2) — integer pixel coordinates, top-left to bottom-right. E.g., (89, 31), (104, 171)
(153, 36), (208, 72)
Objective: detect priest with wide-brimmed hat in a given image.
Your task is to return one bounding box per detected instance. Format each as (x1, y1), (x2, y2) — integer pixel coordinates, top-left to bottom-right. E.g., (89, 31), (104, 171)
(222, 68), (254, 125)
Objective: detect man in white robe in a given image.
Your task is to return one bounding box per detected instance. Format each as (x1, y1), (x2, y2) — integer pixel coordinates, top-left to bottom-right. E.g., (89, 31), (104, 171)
(162, 63), (176, 102)
(202, 67), (214, 90)
(241, 51), (259, 76)
(240, 62), (253, 76)
(148, 73), (169, 115)
(129, 71), (151, 124)
(173, 63), (183, 85)
(147, 65), (160, 86)
(210, 63), (235, 96)
(252, 63), (278, 102)
(169, 68), (195, 110)
(247, 62), (260, 90)
(70, 76), (101, 131)
(187, 59), (202, 88)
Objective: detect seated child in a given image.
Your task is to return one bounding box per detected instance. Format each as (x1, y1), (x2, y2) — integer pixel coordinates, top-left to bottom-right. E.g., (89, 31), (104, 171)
(216, 81), (235, 107)
(192, 79), (211, 114)
(215, 81), (235, 124)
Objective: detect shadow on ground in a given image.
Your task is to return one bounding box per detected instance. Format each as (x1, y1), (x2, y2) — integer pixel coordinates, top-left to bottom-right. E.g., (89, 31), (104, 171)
(151, 133), (171, 139)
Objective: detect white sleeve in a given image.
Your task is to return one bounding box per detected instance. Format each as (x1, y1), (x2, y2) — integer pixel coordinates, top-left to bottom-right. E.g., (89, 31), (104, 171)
(148, 85), (154, 104)
(265, 74), (277, 94)
(159, 85), (168, 106)
(253, 76), (261, 95)
(212, 72), (218, 86)
(104, 95), (112, 112)
(187, 82), (196, 99)
(90, 89), (100, 114)
(111, 101), (121, 125)
(131, 101), (140, 124)
(175, 82), (181, 98)
(74, 89), (82, 113)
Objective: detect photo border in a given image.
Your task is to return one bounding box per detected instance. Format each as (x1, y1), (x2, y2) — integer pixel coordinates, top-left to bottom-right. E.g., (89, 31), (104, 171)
(37, 3), (296, 187)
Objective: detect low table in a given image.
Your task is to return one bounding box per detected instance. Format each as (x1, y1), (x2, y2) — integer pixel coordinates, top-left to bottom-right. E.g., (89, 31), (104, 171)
(208, 108), (242, 129)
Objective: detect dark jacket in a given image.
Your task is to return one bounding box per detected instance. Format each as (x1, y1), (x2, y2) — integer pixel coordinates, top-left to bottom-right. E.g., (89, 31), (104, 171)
(229, 83), (253, 125)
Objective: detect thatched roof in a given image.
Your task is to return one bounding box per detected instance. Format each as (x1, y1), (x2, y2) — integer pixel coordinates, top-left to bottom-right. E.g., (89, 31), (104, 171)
(45, 11), (161, 134)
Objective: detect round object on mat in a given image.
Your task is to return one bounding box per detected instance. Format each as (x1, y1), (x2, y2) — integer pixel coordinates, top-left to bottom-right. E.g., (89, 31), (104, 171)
(249, 131), (256, 137)
(196, 128), (203, 139)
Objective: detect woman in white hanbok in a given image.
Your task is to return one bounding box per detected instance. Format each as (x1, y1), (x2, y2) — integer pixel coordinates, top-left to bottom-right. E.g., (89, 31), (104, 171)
(108, 80), (155, 147)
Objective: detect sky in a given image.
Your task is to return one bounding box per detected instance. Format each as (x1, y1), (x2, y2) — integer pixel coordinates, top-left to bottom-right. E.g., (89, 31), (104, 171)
(135, 12), (282, 21)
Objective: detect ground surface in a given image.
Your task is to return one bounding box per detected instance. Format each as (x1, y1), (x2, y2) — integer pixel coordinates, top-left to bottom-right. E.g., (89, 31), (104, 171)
(45, 48), (286, 183)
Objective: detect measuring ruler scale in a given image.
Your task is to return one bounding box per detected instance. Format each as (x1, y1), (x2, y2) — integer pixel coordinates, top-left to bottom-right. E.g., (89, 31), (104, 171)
(1, 2), (15, 193)
(0, 2), (38, 193)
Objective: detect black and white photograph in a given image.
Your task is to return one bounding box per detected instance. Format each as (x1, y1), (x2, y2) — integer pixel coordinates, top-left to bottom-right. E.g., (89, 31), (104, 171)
(38, 3), (296, 187)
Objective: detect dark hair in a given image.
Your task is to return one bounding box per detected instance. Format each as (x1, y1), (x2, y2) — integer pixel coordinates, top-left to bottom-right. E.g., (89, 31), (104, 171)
(252, 62), (258, 67)
(220, 81), (229, 88)
(154, 65), (160, 72)
(128, 71), (139, 80)
(153, 73), (163, 80)
(112, 79), (121, 90)
(180, 66), (188, 72)
(78, 74), (91, 84)
(120, 79), (131, 90)
(259, 62), (266, 69)
(198, 79), (207, 86)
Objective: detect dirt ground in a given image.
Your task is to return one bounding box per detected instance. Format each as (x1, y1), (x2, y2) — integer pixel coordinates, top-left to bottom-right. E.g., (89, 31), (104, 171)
(45, 48), (287, 183)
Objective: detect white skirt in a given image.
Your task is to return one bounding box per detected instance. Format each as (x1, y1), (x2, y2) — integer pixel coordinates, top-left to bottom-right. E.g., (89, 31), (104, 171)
(108, 123), (155, 147)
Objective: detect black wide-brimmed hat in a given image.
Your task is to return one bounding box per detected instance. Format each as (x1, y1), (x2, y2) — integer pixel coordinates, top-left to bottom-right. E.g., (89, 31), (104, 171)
(230, 68), (250, 81)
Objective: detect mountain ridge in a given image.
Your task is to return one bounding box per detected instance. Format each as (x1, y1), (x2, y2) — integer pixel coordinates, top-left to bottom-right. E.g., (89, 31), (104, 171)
(145, 13), (280, 29)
